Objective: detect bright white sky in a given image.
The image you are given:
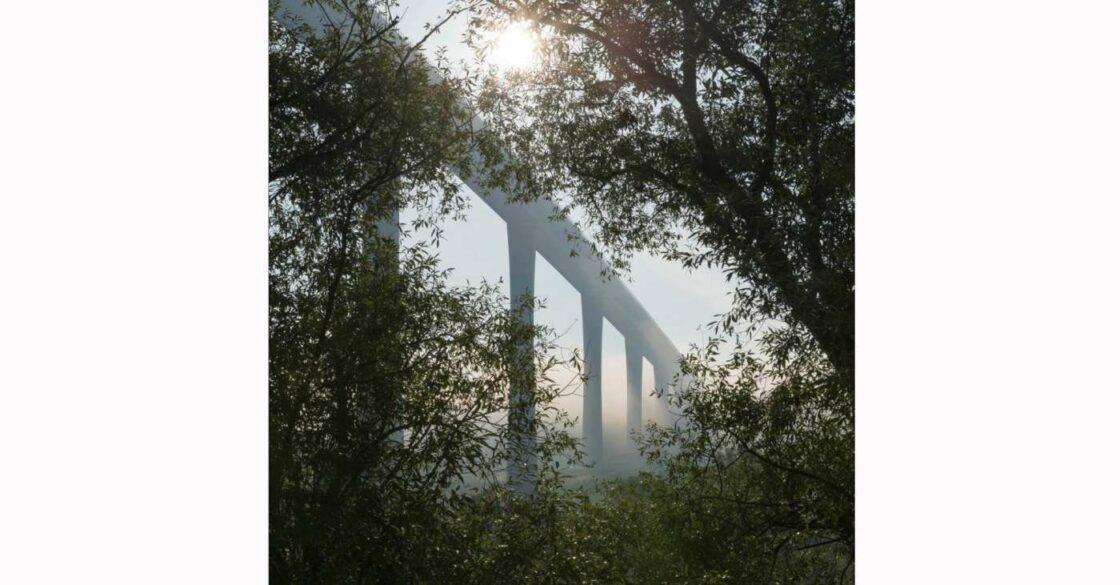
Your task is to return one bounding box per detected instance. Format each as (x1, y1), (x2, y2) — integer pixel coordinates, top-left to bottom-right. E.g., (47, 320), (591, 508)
(395, 1), (737, 449)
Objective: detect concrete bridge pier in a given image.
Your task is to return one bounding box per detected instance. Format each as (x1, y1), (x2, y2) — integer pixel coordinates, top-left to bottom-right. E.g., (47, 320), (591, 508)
(654, 364), (676, 426)
(507, 224), (537, 494)
(625, 339), (643, 449)
(581, 295), (603, 466)
(379, 209), (406, 446)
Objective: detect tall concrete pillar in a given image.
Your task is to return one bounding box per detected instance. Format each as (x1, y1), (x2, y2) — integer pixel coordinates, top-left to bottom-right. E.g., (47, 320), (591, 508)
(625, 340), (643, 443)
(654, 364), (674, 426)
(380, 208), (404, 446)
(507, 224), (536, 494)
(376, 207), (400, 244)
(581, 295), (603, 465)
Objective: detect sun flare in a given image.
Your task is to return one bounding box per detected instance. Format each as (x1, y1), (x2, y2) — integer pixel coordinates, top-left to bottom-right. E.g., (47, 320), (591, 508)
(489, 20), (538, 71)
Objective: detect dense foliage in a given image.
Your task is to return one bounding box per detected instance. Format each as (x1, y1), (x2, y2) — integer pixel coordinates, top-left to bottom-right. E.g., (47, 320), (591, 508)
(270, 0), (853, 582)
(270, 2), (579, 580)
(469, 0), (855, 580)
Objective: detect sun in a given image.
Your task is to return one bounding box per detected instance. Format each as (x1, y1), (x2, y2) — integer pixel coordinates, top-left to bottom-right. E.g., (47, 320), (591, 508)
(488, 20), (538, 71)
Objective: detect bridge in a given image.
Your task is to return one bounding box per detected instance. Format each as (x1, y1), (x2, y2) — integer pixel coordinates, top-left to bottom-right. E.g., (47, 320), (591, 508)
(276, 0), (684, 491)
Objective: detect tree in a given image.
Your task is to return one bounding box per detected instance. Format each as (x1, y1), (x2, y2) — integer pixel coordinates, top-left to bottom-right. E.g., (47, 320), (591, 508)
(469, 0), (855, 580)
(269, 2), (579, 580)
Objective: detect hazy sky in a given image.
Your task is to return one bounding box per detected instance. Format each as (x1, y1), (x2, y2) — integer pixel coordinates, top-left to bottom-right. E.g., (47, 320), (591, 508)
(395, 2), (737, 450)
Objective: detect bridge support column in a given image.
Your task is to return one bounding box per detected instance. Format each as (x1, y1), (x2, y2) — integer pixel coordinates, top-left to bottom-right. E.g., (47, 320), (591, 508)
(375, 207), (400, 244)
(581, 295), (603, 465)
(625, 340), (643, 446)
(654, 364), (675, 426)
(379, 208), (405, 446)
(507, 225), (536, 494)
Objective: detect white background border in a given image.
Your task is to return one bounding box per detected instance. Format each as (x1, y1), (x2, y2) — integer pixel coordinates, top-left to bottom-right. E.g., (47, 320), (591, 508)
(1, 1), (267, 581)
(1, 0), (1118, 582)
(858, 1), (1120, 582)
